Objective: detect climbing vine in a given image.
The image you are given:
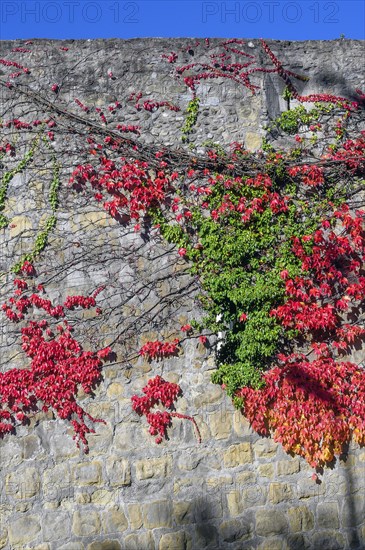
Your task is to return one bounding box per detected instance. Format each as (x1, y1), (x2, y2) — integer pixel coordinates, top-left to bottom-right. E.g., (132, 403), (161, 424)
(0, 38), (364, 469)
(0, 269), (111, 452)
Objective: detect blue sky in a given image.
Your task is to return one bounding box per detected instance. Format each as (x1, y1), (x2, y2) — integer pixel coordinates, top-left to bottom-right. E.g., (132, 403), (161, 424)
(0, 0), (364, 40)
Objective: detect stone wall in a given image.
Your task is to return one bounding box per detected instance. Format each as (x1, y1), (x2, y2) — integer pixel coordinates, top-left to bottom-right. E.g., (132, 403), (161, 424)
(0, 38), (364, 549)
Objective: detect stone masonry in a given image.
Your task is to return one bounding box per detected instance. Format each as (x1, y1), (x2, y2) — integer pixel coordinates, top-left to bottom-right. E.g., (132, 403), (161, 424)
(0, 38), (364, 549)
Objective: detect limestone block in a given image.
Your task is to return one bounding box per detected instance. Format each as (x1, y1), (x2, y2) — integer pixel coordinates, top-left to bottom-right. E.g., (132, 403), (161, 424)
(236, 471), (257, 485)
(21, 435), (41, 459)
(91, 489), (116, 506)
(311, 531), (346, 550)
(124, 532), (153, 550)
(126, 503), (143, 530)
(102, 506), (128, 534)
(49, 434), (80, 459)
(228, 483), (266, 515)
(106, 382), (124, 398)
(76, 492), (91, 504)
(173, 500), (195, 525)
(341, 493), (364, 527)
(258, 463), (274, 478)
(255, 509), (288, 536)
(72, 510), (101, 537)
(206, 475), (233, 489)
(42, 511), (70, 541)
(193, 495), (223, 521)
(317, 501), (339, 529)
(177, 453), (203, 471)
(0, 529), (7, 550)
(227, 490), (243, 516)
(6, 468), (40, 499)
(232, 410), (252, 437)
(87, 542), (121, 550)
(158, 531), (190, 550)
(106, 457), (131, 487)
(286, 534), (308, 550)
(253, 439), (278, 458)
(73, 461), (102, 486)
(9, 215), (32, 237)
(193, 385), (223, 408)
(135, 455), (172, 480)
(42, 463), (71, 496)
(8, 516), (41, 545)
(245, 132), (262, 151)
(194, 524), (218, 548)
(223, 442), (252, 467)
(257, 538), (290, 550)
(297, 478), (326, 499)
(142, 500), (173, 528)
(58, 544), (84, 550)
(220, 518), (253, 543)
(268, 482), (295, 504)
(208, 409), (233, 440)
(360, 524), (365, 546)
(71, 211), (111, 232)
(277, 460), (300, 476)
(287, 506), (314, 532)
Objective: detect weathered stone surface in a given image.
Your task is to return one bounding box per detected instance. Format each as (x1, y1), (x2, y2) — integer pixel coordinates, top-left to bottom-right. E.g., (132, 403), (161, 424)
(253, 439), (278, 458)
(90, 489), (116, 505)
(227, 485), (265, 516)
(258, 463), (274, 478)
(277, 460), (300, 476)
(245, 132), (262, 151)
(87, 540), (122, 550)
(6, 468), (40, 499)
(194, 523), (219, 548)
(76, 492), (91, 504)
(268, 482), (295, 504)
(127, 503), (143, 530)
(223, 442), (252, 467)
(135, 455), (172, 479)
(8, 516), (41, 545)
(124, 532), (153, 550)
(142, 500), (173, 528)
(311, 531), (346, 550)
(0, 530), (7, 550)
(220, 518), (253, 542)
(42, 511), (70, 541)
(286, 534), (310, 550)
(257, 538), (290, 550)
(21, 435), (41, 459)
(208, 410), (233, 439)
(42, 463), (71, 497)
(255, 509), (288, 536)
(341, 493), (365, 527)
(317, 501), (339, 529)
(105, 457), (131, 487)
(227, 490), (243, 516)
(173, 500), (195, 525)
(159, 530), (190, 550)
(58, 544), (84, 550)
(287, 506), (314, 532)
(178, 453), (203, 471)
(73, 461), (102, 486)
(102, 505), (128, 533)
(297, 478), (326, 499)
(72, 510), (101, 536)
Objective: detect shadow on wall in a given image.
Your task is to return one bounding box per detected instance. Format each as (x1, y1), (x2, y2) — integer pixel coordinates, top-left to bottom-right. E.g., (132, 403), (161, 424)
(78, 479), (365, 550)
(311, 71), (365, 109)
